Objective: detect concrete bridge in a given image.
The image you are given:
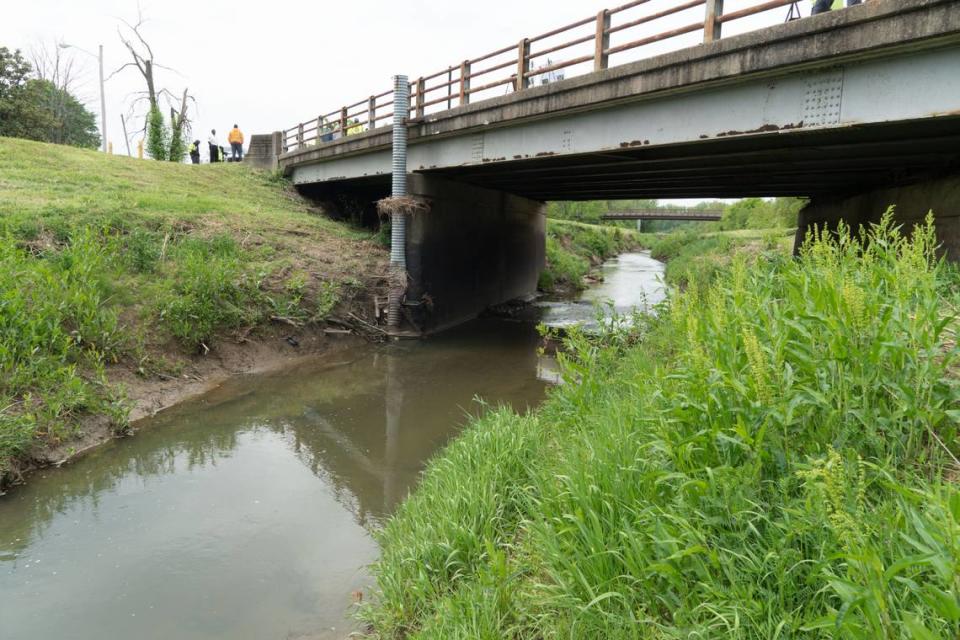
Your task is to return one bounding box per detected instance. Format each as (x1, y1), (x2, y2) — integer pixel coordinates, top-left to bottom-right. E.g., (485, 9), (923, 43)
(601, 209), (723, 221)
(253, 0), (960, 333)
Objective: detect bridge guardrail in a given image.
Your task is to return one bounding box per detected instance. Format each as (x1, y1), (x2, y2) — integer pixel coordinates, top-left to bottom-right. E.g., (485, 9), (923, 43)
(282, 0), (800, 152)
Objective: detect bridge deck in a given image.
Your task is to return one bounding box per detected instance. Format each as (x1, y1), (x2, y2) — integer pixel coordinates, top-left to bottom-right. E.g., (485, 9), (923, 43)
(281, 0), (960, 201)
(601, 210), (723, 221)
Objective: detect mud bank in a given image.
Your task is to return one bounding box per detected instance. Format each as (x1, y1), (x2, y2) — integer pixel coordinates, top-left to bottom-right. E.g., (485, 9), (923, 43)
(2, 325), (370, 492)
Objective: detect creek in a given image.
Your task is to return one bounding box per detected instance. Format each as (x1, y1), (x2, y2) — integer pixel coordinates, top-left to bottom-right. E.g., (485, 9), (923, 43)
(0, 251), (664, 640)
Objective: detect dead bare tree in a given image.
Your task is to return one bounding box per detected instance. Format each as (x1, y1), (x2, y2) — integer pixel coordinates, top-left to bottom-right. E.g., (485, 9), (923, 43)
(111, 9), (195, 160)
(30, 42), (79, 95)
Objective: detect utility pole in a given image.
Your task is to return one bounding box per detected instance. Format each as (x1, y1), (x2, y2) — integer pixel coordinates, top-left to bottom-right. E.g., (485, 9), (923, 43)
(98, 44), (106, 153)
(60, 43), (107, 152)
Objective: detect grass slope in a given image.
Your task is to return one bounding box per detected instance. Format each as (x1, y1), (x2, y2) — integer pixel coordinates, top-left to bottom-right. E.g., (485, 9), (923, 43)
(362, 215), (960, 639)
(0, 137), (386, 480)
(540, 220), (643, 294)
(648, 227), (796, 288)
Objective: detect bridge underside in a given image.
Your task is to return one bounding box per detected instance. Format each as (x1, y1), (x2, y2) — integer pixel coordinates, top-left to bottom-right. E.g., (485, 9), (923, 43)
(296, 114), (960, 204)
(280, 0), (960, 332)
(426, 118), (960, 201)
(287, 32), (960, 201)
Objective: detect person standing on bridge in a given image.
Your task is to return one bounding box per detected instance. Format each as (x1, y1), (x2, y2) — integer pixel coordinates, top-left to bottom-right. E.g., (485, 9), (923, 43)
(189, 139), (201, 164)
(811, 0), (842, 14)
(228, 124), (244, 161)
(208, 129), (220, 163)
(811, 0), (862, 14)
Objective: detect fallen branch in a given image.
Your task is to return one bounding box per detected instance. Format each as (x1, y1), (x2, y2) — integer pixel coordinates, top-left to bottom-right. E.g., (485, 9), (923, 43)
(270, 315), (303, 328)
(348, 312), (388, 335)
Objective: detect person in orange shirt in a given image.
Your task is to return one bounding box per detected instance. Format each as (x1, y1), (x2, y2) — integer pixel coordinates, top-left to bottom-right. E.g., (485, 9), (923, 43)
(227, 124), (244, 161)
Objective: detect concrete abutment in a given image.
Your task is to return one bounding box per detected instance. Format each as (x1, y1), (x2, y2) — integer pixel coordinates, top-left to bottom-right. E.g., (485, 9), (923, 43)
(796, 174), (960, 258)
(401, 175), (546, 334)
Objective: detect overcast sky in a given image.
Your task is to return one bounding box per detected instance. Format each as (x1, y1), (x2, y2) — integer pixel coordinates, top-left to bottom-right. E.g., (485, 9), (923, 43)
(2, 0), (805, 154)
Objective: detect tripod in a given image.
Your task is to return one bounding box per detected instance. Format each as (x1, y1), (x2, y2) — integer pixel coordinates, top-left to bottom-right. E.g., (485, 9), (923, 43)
(785, 1), (802, 21)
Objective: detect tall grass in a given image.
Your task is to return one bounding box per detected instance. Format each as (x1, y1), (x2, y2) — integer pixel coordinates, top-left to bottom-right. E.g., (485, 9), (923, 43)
(361, 213), (960, 639)
(649, 227), (793, 288)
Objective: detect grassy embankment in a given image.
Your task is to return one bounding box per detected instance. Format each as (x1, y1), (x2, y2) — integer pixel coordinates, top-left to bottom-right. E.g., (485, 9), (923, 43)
(361, 214), (960, 638)
(542, 211), (797, 293)
(539, 219), (643, 294)
(648, 226), (797, 287)
(0, 137), (386, 482)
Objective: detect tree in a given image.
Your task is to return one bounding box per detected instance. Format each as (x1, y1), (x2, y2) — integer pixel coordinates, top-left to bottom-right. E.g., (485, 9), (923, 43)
(0, 47), (31, 101)
(146, 106), (169, 160)
(29, 42), (87, 144)
(718, 197), (805, 230)
(0, 47), (42, 136)
(547, 200), (659, 225)
(0, 46), (100, 148)
(27, 79), (99, 147)
(112, 11), (193, 161)
(0, 77), (58, 140)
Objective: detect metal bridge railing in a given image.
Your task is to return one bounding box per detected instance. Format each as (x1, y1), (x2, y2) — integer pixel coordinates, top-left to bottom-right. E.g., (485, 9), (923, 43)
(282, 0), (802, 152)
(601, 208), (725, 220)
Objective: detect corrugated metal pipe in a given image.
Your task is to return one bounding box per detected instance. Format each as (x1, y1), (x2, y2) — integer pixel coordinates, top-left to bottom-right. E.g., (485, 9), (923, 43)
(387, 75), (410, 330)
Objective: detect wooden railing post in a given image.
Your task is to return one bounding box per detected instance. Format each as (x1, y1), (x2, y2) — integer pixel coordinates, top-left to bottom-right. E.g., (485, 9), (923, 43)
(368, 96), (376, 131)
(447, 67), (453, 110)
(704, 0), (724, 42)
(515, 38), (530, 91)
(416, 77), (426, 118)
(297, 122), (304, 147)
(316, 116), (323, 143)
(594, 9), (611, 71)
(339, 107), (348, 136)
(459, 60), (471, 105)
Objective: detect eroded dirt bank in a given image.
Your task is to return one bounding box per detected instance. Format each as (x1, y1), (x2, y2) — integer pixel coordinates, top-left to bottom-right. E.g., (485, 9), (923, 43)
(3, 323), (380, 493)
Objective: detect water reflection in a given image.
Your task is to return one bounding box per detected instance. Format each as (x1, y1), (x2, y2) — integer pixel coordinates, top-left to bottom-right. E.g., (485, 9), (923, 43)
(0, 319), (548, 640)
(0, 250), (665, 640)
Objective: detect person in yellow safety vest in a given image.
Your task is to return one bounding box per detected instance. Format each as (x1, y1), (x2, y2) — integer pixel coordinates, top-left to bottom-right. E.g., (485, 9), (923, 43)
(346, 118), (363, 136)
(188, 140), (200, 164)
(227, 124), (244, 161)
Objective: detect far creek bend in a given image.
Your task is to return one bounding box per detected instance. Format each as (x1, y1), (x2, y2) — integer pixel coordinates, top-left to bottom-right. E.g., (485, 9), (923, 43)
(0, 251), (665, 640)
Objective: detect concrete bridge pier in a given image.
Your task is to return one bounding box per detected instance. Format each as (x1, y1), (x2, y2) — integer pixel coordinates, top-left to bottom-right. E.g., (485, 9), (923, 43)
(400, 175), (545, 334)
(795, 174), (960, 258)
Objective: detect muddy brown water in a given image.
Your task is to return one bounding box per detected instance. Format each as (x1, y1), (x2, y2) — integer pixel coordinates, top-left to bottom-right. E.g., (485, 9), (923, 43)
(0, 252), (664, 640)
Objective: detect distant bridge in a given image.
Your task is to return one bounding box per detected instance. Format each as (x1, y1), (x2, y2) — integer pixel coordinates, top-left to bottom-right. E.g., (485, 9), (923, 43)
(601, 209), (723, 221)
(249, 0), (960, 334)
